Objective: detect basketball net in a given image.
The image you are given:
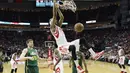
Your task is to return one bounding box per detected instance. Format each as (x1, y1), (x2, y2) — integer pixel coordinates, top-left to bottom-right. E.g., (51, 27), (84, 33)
(60, 0), (77, 12)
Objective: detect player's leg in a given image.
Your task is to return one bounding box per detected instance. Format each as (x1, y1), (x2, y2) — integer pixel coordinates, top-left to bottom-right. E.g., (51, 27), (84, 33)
(118, 64), (124, 73)
(79, 37), (105, 60)
(10, 61), (15, 73)
(34, 66), (39, 73)
(11, 69), (14, 73)
(122, 65), (127, 73)
(72, 64), (77, 73)
(25, 66), (39, 73)
(121, 56), (127, 73)
(69, 45), (84, 73)
(14, 65), (17, 73)
(14, 62), (18, 73)
(118, 56), (127, 73)
(15, 68), (17, 73)
(69, 45), (77, 60)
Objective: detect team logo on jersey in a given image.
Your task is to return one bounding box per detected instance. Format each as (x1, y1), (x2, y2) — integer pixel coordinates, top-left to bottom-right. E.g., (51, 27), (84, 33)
(31, 52), (37, 55)
(54, 27), (59, 38)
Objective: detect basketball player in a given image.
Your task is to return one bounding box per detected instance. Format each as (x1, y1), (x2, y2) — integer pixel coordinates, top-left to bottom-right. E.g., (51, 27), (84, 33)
(118, 46), (127, 73)
(10, 51), (19, 73)
(69, 51), (88, 73)
(50, 0), (105, 73)
(19, 39), (45, 73)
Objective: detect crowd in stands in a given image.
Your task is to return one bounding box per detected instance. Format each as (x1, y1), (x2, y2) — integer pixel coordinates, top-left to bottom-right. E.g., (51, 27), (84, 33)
(83, 28), (130, 65)
(0, 28), (130, 64)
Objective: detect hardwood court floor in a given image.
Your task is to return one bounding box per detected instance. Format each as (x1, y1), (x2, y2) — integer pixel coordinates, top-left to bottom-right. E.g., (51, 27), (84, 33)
(3, 60), (130, 73)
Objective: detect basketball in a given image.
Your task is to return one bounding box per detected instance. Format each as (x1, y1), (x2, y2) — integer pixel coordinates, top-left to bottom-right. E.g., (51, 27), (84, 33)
(74, 23), (84, 32)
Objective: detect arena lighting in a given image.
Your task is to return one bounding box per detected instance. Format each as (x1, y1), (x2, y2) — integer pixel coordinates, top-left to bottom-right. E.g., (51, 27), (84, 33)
(62, 22), (68, 25)
(0, 21), (30, 25)
(18, 23), (30, 25)
(86, 20), (96, 24)
(40, 22), (68, 25)
(40, 23), (49, 25)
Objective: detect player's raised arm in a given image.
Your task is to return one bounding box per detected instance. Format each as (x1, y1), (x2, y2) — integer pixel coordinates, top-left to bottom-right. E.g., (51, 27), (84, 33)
(50, 0), (57, 31)
(57, 8), (64, 27)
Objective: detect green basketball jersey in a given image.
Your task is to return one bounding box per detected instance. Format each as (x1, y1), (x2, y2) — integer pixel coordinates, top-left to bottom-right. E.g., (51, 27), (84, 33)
(25, 48), (38, 66)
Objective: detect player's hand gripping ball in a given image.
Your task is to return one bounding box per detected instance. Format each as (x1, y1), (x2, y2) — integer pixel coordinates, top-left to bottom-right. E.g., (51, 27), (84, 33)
(74, 23), (84, 32)
(32, 56), (38, 60)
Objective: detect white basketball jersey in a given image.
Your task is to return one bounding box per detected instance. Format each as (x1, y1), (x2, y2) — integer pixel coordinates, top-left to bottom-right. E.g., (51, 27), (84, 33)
(11, 53), (17, 61)
(118, 49), (123, 56)
(51, 25), (67, 46)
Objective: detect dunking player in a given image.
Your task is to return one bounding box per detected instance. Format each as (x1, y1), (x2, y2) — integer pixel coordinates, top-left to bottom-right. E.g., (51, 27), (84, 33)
(50, 0), (104, 73)
(117, 46), (127, 73)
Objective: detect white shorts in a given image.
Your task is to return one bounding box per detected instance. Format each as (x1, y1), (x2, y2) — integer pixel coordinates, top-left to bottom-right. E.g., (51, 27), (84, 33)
(118, 56), (125, 65)
(58, 39), (80, 55)
(10, 60), (17, 69)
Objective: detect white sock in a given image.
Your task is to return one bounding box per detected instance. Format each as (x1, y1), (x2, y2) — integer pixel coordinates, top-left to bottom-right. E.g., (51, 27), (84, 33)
(88, 48), (96, 57)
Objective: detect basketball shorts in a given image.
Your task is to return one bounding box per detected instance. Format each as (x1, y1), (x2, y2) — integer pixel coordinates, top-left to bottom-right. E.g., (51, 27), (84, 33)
(118, 56), (125, 65)
(10, 60), (17, 69)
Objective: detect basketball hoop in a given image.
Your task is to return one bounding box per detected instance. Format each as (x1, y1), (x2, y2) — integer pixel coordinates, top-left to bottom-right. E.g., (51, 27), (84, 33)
(60, 0), (77, 12)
